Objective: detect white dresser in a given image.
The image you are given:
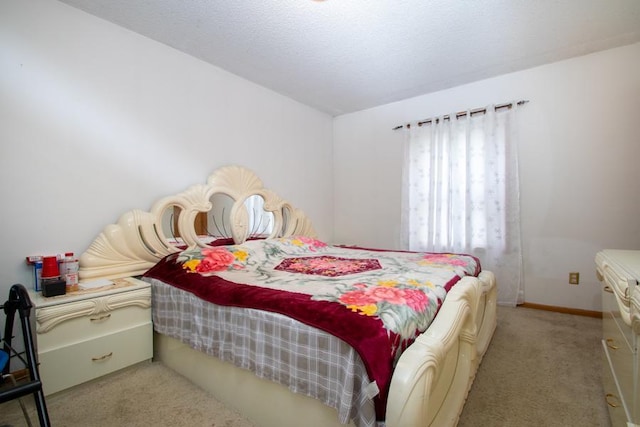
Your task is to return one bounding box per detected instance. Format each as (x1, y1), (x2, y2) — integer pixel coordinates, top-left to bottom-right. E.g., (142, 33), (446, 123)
(29, 277), (152, 395)
(596, 250), (640, 427)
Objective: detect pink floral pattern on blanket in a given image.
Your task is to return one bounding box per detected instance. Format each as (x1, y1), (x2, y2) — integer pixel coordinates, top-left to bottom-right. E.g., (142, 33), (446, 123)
(181, 246), (249, 274)
(274, 256), (382, 277)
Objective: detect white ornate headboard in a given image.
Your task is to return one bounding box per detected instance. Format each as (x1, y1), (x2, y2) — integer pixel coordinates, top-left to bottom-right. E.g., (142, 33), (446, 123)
(79, 165), (316, 281)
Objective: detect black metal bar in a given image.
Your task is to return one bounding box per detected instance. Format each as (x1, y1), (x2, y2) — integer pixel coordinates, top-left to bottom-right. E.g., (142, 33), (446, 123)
(1, 284), (51, 427)
(0, 380), (42, 403)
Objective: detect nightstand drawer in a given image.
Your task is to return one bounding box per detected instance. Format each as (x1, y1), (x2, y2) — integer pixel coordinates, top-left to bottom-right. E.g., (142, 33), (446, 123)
(38, 304), (150, 351)
(35, 287), (151, 351)
(39, 322), (153, 395)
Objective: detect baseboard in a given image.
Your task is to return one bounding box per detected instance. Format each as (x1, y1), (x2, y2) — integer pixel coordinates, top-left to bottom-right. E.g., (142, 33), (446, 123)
(518, 302), (602, 318)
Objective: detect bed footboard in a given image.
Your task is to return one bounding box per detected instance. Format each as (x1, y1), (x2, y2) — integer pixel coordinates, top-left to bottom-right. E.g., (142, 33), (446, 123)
(385, 271), (497, 427)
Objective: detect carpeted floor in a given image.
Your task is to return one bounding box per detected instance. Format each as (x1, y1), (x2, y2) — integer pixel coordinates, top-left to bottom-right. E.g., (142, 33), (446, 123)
(457, 306), (609, 427)
(1, 306), (610, 427)
(0, 359), (254, 427)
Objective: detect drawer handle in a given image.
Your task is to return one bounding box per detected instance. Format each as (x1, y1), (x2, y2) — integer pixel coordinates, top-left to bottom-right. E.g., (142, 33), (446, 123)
(89, 314), (112, 322)
(91, 352), (113, 362)
(605, 393), (620, 408)
(606, 338), (619, 350)
(603, 286), (614, 294)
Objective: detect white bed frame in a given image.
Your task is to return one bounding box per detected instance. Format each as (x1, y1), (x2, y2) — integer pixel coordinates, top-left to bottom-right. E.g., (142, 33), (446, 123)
(79, 165), (497, 427)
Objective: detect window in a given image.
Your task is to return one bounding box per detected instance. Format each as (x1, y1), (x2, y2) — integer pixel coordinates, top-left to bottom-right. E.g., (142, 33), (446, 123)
(401, 103), (523, 305)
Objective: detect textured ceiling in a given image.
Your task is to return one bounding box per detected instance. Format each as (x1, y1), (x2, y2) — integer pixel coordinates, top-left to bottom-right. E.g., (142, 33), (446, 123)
(58, 0), (640, 116)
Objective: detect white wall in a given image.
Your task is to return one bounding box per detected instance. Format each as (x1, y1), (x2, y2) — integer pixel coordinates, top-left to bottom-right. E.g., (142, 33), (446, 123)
(0, 0), (334, 297)
(333, 43), (640, 311)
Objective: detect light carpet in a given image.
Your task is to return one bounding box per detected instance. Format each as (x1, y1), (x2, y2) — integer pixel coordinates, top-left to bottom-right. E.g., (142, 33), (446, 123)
(458, 306), (609, 427)
(1, 306), (609, 426)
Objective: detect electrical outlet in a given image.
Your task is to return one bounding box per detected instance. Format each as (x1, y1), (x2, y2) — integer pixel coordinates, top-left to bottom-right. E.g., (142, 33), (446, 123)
(569, 272), (580, 285)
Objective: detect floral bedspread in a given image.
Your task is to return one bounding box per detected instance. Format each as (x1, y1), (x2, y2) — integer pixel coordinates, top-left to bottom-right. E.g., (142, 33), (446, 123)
(143, 236), (480, 420)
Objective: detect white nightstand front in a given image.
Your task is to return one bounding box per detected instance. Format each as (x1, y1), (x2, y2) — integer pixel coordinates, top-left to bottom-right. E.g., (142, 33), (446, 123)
(29, 277), (152, 395)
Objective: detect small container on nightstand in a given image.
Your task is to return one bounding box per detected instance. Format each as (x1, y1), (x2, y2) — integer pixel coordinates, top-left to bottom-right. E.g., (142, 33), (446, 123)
(41, 278), (66, 297)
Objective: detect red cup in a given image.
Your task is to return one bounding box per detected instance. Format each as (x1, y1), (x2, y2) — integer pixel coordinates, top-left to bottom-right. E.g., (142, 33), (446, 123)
(41, 256), (60, 278)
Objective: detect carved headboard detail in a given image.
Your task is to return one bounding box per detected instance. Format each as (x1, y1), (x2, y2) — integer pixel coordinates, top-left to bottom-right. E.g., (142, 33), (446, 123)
(79, 165), (316, 281)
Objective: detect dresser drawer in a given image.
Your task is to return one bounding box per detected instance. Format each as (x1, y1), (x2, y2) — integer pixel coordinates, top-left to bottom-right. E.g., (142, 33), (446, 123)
(602, 348), (630, 427)
(602, 350), (628, 427)
(603, 310), (634, 405)
(603, 338), (634, 414)
(599, 258), (633, 329)
(39, 322), (153, 395)
(602, 286), (633, 351)
(35, 288), (151, 351)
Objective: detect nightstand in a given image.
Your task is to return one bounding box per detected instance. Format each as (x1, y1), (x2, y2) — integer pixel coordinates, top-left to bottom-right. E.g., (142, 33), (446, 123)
(28, 277), (152, 395)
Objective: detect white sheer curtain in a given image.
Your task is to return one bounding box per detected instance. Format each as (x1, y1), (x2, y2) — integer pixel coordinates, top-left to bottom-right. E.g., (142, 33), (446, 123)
(401, 104), (523, 306)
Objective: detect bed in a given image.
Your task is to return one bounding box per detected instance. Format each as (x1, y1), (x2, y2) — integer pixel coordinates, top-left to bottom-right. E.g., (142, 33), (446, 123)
(78, 165), (497, 427)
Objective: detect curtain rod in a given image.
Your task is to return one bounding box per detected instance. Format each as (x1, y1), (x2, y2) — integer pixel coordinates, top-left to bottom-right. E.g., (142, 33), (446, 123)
(392, 99), (529, 131)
